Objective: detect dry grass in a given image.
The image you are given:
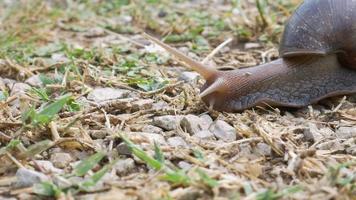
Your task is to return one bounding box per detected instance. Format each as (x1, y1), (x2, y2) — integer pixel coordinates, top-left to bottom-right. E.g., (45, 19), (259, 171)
(0, 0), (355, 199)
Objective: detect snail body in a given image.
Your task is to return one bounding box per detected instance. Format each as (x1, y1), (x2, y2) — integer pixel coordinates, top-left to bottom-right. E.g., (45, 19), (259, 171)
(144, 0), (356, 112)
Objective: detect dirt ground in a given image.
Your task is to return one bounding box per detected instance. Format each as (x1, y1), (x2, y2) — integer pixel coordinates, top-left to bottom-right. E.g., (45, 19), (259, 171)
(0, 0), (355, 199)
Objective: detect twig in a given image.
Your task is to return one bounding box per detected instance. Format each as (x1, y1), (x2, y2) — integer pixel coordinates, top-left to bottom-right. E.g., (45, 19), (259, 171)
(5, 58), (34, 77)
(49, 121), (61, 141)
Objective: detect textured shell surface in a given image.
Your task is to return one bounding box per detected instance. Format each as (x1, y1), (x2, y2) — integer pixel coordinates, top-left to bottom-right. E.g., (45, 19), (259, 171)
(279, 0), (356, 58)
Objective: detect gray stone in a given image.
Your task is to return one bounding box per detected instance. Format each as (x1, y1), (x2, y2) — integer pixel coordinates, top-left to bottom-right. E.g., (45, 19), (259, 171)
(90, 130), (107, 139)
(199, 114), (213, 130)
(10, 83), (31, 96)
(178, 161), (192, 170)
(116, 143), (132, 155)
(335, 127), (356, 139)
(168, 136), (189, 148)
(152, 100), (169, 110)
(303, 123), (323, 142)
(51, 53), (70, 63)
(179, 72), (200, 84)
(25, 75), (43, 87)
(114, 158), (135, 175)
(15, 168), (48, 188)
(50, 152), (73, 169)
(209, 120), (236, 142)
(141, 125), (163, 134)
(238, 143), (253, 158)
(180, 114), (204, 135)
(134, 132), (166, 146)
(34, 160), (63, 174)
(316, 140), (343, 150)
(193, 130), (215, 140)
(255, 142), (271, 156)
(153, 115), (183, 131)
(87, 87), (130, 103)
(84, 27), (106, 38)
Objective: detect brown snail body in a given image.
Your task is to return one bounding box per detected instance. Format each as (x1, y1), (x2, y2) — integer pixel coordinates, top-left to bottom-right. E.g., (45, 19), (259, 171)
(144, 0), (356, 112)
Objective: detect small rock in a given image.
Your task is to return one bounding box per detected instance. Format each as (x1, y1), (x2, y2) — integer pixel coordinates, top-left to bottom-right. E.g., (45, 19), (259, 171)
(335, 127), (356, 139)
(51, 53), (70, 63)
(153, 115), (183, 131)
(303, 123), (323, 142)
(199, 114), (213, 130)
(25, 75), (43, 87)
(193, 130), (215, 140)
(34, 160), (63, 174)
(180, 114), (204, 135)
(255, 142), (271, 156)
(346, 145), (356, 155)
(168, 136), (189, 148)
(50, 152), (73, 169)
(87, 88), (130, 103)
(244, 42), (261, 49)
(116, 143), (132, 155)
(114, 158), (135, 175)
(238, 143), (253, 158)
(209, 120), (236, 142)
(316, 140), (343, 150)
(134, 132), (166, 146)
(179, 72), (200, 84)
(141, 125), (163, 134)
(178, 161), (192, 170)
(15, 168), (48, 188)
(84, 27), (106, 38)
(90, 130), (107, 139)
(131, 99), (154, 111)
(10, 83), (31, 96)
(152, 100), (169, 110)
(2, 78), (16, 88)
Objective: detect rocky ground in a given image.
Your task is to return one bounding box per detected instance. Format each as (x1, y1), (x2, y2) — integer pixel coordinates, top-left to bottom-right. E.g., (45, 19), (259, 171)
(0, 0), (355, 199)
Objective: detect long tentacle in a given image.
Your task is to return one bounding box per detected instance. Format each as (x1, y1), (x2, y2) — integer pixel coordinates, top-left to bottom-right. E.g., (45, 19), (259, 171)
(143, 33), (217, 80)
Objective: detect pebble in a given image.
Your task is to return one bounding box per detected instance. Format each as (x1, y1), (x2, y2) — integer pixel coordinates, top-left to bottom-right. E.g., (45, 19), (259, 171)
(34, 160), (63, 174)
(303, 123), (323, 142)
(10, 83), (31, 96)
(179, 72), (200, 84)
(51, 53), (70, 63)
(178, 161), (192, 170)
(87, 87), (130, 103)
(141, 125), (163, 134)
(193, 130), (215, 140)
(316, 140), (343, 150)
(153, 115), (183, 131)
(114, 158), (135, 175)
(50, 152), (73, 169)
(132, 132), (167, 146)
(180, 114), (204, 135)
(335, 127), (356, 139)
(255, 142), (271, 156)
(116, 143), (132, 156)
(15, 168), (48, 188)
(25, 75), (43, 87)
(209, 120), (236, 142)
(167, 136), (189, 148)
(199, 114), (213, 130)
(84, 27), (106, 38)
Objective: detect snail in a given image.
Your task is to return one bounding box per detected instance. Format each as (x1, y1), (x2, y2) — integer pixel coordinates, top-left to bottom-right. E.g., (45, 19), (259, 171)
(143, 0), (356, 112)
